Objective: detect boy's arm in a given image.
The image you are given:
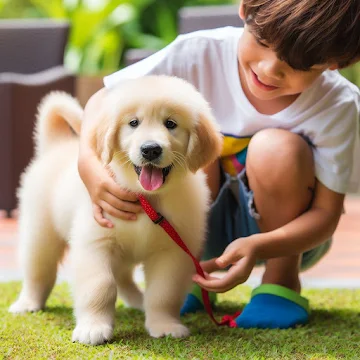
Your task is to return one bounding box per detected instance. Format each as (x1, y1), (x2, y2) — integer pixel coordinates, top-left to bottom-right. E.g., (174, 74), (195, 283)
(251, 181), (344, 258)
(78, 88), (142, 227)
(193, 180), (344, 292)
(203, 159), (221, 202)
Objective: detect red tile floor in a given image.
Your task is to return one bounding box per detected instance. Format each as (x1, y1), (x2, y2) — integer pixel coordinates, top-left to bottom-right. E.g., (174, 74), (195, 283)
(1, 196), (360, 287)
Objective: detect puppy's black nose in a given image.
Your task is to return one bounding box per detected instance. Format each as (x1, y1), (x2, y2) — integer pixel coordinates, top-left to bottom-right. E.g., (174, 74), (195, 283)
(141, 142), (163, 161)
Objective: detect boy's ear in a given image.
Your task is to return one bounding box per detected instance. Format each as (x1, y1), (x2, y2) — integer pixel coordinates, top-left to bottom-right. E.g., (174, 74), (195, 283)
(239, 2), (245, 20)
(329, 64), (339, 70)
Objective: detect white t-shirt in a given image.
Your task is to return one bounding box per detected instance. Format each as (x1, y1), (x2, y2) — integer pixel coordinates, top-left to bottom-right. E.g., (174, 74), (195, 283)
(104, 27), (360, 195)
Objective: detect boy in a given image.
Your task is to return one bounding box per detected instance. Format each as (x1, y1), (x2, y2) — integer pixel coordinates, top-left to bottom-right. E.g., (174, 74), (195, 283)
(78, 0), (360, 329)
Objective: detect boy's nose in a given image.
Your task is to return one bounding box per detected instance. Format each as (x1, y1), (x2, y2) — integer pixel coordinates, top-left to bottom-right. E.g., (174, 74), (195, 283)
(258, 59), (284, 80)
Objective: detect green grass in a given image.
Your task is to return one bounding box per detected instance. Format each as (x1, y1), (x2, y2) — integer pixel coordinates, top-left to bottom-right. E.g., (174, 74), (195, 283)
(0, 282), (359, 360)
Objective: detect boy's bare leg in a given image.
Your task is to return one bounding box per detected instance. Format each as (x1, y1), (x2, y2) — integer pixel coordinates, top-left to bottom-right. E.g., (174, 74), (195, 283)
(262, 255), (302, 292)
(246, 128), (315, 290)
(234, 128), (315, 329)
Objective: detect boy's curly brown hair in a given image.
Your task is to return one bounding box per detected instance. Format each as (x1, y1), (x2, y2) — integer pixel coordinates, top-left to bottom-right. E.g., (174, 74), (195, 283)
(242, 0), (360, 70)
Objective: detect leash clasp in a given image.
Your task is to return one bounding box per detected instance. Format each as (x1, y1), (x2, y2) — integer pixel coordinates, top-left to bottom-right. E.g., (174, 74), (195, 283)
(153, 212), (165, 225)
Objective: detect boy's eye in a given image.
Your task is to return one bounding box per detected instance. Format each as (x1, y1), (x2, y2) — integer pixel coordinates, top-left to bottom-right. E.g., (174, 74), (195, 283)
(129, 119), (139, 127)
(164, 119), (177, 129)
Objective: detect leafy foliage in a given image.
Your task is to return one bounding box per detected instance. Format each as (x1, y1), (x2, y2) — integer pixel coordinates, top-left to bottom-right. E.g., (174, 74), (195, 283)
(0, 0), (235, 75)
(0, 0), (358, 89)
(340, 63), (360, 89)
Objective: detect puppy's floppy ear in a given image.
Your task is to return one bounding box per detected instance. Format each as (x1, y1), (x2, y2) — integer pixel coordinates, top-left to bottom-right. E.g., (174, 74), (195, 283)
(89, 112), (119, 166)
(186, 109), (223, 172)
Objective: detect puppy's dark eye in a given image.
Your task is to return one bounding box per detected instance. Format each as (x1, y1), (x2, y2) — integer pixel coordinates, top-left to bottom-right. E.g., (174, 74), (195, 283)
(129, 119), (139, 128)
(165, 119), (177, 129)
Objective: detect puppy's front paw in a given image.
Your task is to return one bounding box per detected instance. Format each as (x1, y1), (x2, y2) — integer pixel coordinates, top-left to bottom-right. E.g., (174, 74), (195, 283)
(9, 298), (43, 313)
(147, 322), (190, 338)
(72, 323), (113, 345)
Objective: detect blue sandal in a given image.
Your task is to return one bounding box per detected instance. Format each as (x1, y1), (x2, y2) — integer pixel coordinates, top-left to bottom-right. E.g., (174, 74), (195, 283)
(235, 284), (310, 329)
(180, 285), (217, 316)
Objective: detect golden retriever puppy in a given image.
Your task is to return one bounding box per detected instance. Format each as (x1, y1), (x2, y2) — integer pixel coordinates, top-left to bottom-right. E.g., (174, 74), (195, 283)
(9, 75), (222, 345)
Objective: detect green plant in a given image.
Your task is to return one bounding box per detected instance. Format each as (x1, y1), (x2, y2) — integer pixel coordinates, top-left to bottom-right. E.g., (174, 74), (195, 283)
(340, 63), (360, 88)
(137, 0), (235, 46)
(0, 0), (40, 18)
(0, 0), (236, 75)
(29, 0), (166, 75)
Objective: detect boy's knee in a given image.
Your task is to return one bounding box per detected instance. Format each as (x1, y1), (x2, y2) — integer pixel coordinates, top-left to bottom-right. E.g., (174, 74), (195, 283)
(246, 129), (314, 191)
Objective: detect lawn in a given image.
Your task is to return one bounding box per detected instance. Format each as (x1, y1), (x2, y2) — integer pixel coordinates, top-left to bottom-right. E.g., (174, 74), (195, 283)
(0, 282), (359, 359)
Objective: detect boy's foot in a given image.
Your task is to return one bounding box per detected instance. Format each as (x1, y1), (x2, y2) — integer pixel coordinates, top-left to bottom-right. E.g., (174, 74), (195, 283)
(235, 284), (309, 329)
(180, 285), (217, 316)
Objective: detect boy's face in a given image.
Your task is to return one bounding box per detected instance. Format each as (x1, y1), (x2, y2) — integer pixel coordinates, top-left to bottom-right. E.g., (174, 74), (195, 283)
(237, 25), (334, 102)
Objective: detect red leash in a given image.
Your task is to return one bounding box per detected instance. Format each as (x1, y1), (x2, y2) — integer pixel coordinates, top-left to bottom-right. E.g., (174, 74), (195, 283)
(138, 194), (240, 327)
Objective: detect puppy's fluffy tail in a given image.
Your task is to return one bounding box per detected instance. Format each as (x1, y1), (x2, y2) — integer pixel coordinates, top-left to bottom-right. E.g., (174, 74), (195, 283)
(34, 91), (83, 156)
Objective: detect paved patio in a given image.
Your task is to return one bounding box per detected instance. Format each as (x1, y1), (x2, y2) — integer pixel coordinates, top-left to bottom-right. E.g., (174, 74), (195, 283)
(1, 195), (360, 288)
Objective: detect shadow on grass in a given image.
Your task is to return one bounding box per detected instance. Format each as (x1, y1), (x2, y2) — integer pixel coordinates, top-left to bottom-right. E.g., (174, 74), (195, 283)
(310, 308), (360, 328)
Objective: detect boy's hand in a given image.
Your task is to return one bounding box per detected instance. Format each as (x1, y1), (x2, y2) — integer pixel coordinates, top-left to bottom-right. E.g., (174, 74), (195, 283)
(193, 236), (257, 293)
(79, 155), (142, 228)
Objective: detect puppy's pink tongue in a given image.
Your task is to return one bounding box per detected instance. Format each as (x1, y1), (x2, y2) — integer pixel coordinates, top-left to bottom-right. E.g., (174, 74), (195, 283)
(139, 166), (164, 191)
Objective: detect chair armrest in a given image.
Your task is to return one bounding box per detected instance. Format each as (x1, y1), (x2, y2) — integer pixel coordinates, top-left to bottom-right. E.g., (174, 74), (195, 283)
(178, 5), (243, 34)
(0, 66), (76, 213)
(0, 65), (74, 86)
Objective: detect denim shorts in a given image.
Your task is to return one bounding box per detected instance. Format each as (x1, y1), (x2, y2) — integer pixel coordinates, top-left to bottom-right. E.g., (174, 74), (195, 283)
(203, 168), (332, 271)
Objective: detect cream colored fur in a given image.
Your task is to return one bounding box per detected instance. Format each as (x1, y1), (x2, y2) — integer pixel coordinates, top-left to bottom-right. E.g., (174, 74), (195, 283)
(9, 76), (222, 345)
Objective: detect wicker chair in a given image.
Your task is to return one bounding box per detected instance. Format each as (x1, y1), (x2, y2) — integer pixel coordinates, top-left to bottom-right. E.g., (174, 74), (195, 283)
(0, 20), (75, 215)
